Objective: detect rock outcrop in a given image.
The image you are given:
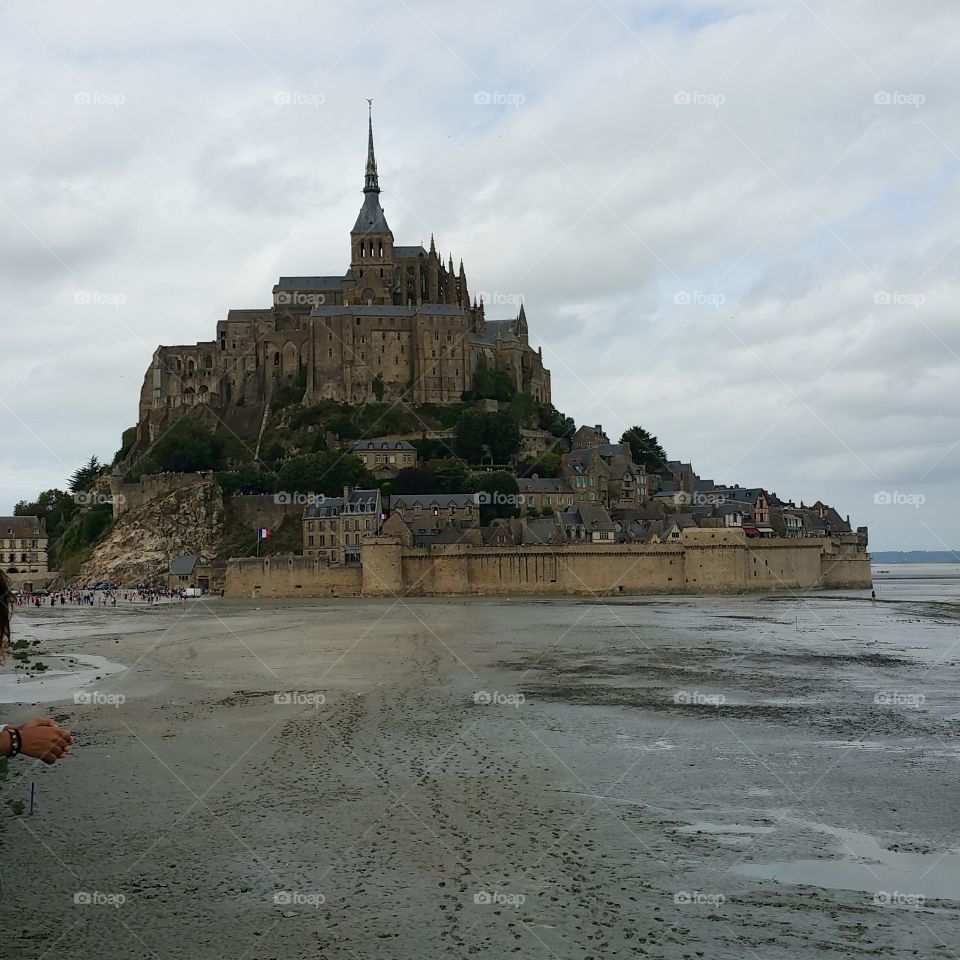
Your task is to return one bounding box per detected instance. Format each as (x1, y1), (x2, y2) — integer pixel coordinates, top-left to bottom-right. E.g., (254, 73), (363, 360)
(79, 481), (226, 585)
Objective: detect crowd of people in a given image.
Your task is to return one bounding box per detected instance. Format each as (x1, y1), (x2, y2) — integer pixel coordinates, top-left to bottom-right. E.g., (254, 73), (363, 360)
(13, 586), (193, 609)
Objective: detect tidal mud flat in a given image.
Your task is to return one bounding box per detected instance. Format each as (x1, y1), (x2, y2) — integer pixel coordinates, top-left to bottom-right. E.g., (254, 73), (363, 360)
(1, 578), (958, 959)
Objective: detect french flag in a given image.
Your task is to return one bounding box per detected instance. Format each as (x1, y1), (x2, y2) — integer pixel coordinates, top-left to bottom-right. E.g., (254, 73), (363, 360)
(258, 528), (271, 540)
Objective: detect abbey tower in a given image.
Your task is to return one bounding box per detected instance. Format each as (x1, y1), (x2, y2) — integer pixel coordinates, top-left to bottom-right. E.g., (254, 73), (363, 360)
(135, 107), (551, 448)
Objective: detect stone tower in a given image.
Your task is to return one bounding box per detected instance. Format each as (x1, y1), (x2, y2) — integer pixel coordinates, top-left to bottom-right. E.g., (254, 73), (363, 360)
(349, 101), (394, 305)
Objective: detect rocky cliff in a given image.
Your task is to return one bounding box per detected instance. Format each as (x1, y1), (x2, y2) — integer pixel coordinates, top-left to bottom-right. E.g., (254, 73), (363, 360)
(79, 481), (226, 585)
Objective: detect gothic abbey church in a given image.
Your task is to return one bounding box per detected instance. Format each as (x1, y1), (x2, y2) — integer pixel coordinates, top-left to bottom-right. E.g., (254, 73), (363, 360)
(136, 108), (551, 446)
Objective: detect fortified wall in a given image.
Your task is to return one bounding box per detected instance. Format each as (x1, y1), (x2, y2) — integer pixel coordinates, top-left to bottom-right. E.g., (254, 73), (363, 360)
(224, 528), (871, 598)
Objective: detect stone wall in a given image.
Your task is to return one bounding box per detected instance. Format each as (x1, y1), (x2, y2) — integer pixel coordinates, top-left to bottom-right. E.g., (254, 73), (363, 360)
(227, 556), (362, 598)
(112, 471), (214, 518)
(224, 528), (872, 598)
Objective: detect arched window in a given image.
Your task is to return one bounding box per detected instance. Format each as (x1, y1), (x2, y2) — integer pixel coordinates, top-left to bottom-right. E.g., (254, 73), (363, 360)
(360, 242), (365, 258)
(378, 242), (383, 257)
(274, 352), (280, 366)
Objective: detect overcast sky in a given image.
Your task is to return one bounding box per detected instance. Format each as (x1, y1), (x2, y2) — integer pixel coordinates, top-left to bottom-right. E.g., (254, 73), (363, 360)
(0, 0), (957, 551)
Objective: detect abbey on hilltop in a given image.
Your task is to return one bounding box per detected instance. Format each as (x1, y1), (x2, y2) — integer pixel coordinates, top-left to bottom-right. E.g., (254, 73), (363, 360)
(136, 106), (551, 446)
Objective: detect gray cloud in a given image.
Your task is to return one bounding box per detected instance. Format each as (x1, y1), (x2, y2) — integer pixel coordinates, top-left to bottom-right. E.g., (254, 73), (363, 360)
(1, 0), (958, 550)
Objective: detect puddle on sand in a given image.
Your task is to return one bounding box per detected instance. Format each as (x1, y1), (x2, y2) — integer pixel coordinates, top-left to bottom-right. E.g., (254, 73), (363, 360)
(736, 818), (960, 901)
(0, 655), (127, 704)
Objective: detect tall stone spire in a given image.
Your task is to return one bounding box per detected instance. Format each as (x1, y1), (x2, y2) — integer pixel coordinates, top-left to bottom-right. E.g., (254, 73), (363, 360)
(364, 99), (379, 194)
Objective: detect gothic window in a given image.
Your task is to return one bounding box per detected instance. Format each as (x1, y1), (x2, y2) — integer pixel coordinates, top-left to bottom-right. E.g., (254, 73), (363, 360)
(360, 242), (365, 258)
(378, 242), (383, 257)
(273, 352), (280, 366)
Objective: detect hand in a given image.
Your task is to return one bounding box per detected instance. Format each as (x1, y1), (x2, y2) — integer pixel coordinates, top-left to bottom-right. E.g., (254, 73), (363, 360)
(16, 718), (74, 764)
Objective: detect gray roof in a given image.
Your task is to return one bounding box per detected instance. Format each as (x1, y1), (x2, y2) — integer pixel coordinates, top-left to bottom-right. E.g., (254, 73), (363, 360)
(562, 505), (615, 532)
(169, 554), (197, 575)
(2, 516), (46, 538)
(352, 192), (391, 234)
(517, 477), (572, 494)
(274, 276), (346, 292)
(305, 489), (379, 518)
(391, 493), (477, 510)
(393, 245), (427, 258)
(225, 309), (271, 322)
(351, 439), (415, 452)
(522, 518), (561, 545)
(597, 443), (630, 459)
(309, 304), (466, 319)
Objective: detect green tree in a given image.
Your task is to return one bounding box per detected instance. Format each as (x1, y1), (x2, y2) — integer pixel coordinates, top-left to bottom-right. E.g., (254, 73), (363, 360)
(14, 489), (78, 539)
(467, 356), (517, 403)
(150, 418), (225, 473)
(215, 466), (279, 495)
(620, 425), (668, 473)
(453, 411), (520, 465)
(276, 452), (374, 497)
(390, 467), (440, 495)
(69, 455), (103, 493)
(518, 452), (561, 478)
(371, 373), (385, 402)
(464, 471), (520, 522)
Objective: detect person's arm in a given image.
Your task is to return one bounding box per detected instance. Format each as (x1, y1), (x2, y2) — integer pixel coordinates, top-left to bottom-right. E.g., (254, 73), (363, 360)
(1, 718), (74, 764)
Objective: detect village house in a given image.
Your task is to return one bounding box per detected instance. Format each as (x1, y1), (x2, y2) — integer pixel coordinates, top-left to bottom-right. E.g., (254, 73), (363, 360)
(389, 493), (478, 529)
(303, 488), (382, 564)
(1, 516), (48, 576)
(349, 438), (417, 476)
(516, 476), (575, 515)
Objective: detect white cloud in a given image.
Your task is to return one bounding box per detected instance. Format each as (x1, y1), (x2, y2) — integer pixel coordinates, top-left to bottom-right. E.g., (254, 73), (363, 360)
(0, 0), (958, 550)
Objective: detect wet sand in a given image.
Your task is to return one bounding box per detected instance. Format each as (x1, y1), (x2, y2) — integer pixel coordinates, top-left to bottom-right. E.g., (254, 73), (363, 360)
(1, 580), (958, 958)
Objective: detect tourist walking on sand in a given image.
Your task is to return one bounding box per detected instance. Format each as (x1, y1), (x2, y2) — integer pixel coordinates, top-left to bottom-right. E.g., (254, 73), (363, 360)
(0, 571), (74, 764)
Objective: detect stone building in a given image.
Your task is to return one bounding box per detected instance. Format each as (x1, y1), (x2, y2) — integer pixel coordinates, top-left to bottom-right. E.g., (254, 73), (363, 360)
(134, 107), (551, 454)
(349, 438), (417, 476)
(1, 516), (48, 576)
(303, 488), (382, 565)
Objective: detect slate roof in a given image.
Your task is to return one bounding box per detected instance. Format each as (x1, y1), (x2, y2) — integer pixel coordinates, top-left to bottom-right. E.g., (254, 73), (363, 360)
(169, 555), (198, 576)
(274, 276), (346, 293)
(522, 518), (561, 545)
(517, 477), (573, 494)
(305, 489), (380, 518)
(352, 192), (391, 234)
(391, 494), (477, 510)
(351, 439), (416, 453)
(562, 505), (615, 533)
(393, 245), (427, 258)
(1, 516), (46, 538)
(597, 443), (631, 460)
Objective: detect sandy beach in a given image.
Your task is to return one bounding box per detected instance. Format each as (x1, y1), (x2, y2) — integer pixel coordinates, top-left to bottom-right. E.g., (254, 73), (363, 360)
(1, 578), (958, 958)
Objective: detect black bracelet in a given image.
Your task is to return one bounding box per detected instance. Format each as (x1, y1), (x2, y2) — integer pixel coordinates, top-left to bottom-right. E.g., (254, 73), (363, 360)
(6, 727), (21, 758)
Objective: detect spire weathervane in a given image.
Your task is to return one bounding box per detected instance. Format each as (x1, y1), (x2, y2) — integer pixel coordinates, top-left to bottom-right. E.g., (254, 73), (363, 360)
(364, 99), (380, 194)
